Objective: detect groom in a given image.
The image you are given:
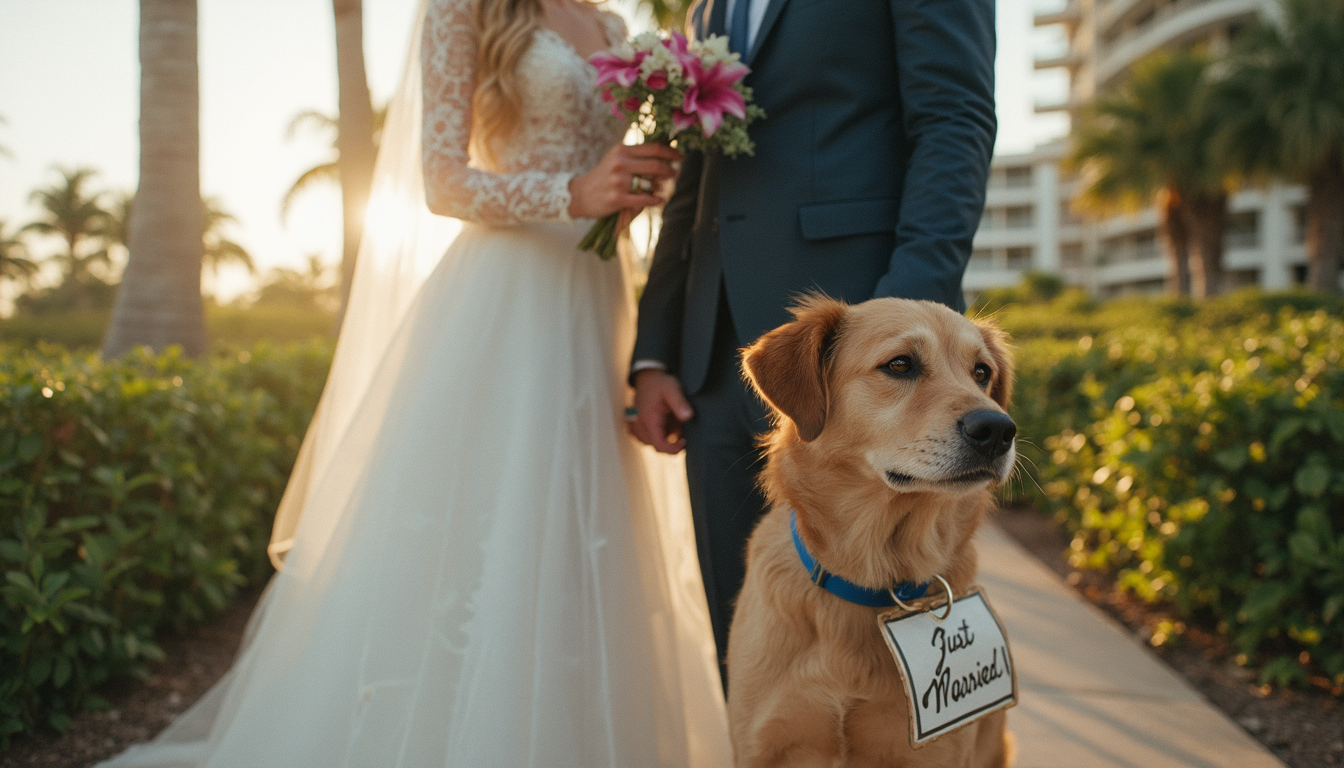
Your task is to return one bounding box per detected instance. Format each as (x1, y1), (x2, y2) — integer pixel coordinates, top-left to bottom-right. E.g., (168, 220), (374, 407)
(628, 0), (996, 681)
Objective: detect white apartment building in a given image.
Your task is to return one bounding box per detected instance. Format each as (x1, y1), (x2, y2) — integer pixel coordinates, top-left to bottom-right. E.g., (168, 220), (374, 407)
(971, 0), (1312, 297)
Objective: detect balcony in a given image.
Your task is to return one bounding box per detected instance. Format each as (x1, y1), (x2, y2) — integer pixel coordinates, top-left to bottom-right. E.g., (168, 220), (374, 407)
(1034, 98), (1081, 114)
(1096, 0), (1149, 37)
(1095, 0), (1264, 85)
(1034, 51), (1082, 70)
(1034, 2), (1081, 26)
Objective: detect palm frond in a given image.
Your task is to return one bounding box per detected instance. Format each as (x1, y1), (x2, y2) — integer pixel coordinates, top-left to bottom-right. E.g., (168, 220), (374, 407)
(281, 163), (340, 220)
(286, 109), (339, 142)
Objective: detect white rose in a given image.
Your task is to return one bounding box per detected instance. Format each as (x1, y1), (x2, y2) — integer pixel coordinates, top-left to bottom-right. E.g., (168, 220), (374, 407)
(640, 44), (684, 79)
(631, 32), (661, 53)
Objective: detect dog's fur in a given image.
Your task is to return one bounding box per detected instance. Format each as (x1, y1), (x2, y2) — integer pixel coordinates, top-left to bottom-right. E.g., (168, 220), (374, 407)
(727, 296), (1016, 768)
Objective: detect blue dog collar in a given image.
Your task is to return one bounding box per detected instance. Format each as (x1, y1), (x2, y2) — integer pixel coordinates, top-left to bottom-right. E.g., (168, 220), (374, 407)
(790, 510), (929, 608)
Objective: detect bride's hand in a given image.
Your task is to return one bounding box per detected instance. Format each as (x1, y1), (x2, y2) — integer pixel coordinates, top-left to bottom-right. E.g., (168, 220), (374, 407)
(568, 143), (682, 220)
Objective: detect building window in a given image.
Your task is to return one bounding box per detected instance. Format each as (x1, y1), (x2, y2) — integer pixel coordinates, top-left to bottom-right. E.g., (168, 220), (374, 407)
(1006, 206), (1034, 229)
(1225, 211), (1260, 249)
(1005, 166), (1033, 188)
(1060, 201), (1081, 226)
(1060, 243), (1083, 269)
(1006, 247), (1033, 269)
(1101, 229), (1160, 264)
(1135, 231), (1159, 261)
(969, 249), (996, 271)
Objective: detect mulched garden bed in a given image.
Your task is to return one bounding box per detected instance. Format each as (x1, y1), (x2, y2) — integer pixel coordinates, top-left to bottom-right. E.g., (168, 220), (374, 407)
(0, 588), (264, 768)
(995, 505), (1344, 768)
(3, 511), (1343, 768)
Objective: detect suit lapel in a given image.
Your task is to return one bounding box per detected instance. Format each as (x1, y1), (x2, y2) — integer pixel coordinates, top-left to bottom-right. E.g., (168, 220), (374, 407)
(745, 0), (791, 64)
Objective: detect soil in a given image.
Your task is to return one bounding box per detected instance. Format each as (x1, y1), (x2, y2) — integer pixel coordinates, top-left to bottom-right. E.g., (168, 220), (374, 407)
(995, 506), (1344, 768)
(0, 589), (264, 768)
(3, 511), (1342, 767)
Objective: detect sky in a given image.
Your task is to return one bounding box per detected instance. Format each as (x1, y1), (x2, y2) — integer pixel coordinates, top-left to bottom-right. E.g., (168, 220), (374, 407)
(0, 0), (1069, 302)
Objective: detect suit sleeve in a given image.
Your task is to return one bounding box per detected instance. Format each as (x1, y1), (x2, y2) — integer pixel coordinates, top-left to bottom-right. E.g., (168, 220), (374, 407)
(631, 149), (705, 380)
(872, 0), (996, 312)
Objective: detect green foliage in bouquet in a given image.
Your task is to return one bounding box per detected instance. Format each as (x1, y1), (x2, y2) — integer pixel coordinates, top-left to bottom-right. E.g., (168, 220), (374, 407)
(0, 341), (331, 745)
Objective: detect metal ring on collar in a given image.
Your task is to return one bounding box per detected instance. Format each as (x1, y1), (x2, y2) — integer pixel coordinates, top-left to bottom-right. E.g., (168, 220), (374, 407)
(629, 175), (653, 194)
(888, 574), (955, 621)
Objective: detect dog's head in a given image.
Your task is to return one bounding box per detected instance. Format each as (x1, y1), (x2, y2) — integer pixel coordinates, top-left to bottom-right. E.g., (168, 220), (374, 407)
(743, 295), (1015, 497)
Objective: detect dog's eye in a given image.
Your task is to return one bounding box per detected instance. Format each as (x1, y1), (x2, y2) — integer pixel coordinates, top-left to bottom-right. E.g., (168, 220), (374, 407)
(885, 356), (915, 375)
(973, 363), (992, 386)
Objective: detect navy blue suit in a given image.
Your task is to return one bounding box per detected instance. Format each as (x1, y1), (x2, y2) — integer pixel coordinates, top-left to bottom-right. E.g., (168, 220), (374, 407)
(632, 0), (995, 679)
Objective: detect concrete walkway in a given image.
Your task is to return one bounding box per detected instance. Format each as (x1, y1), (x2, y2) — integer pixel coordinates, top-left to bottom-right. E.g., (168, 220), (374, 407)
(975, 523), (1286, 768)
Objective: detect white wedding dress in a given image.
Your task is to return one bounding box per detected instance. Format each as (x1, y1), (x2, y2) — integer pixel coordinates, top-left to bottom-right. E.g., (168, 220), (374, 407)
(97, 1), (731, 766)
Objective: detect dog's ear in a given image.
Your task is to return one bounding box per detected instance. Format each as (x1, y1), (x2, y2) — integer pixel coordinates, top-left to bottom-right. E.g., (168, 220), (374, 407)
(741, 296), (847, 442)
(978, 321), (1014, 410)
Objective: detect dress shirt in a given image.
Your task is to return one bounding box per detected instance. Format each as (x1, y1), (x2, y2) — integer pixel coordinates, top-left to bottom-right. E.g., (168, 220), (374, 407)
(723, 0), (768, 53)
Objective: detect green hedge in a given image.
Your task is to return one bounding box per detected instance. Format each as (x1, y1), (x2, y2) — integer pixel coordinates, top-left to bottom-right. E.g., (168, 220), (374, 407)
(0, 341), (331, 743)
(1000, 290), (1344, 689)
(0, 305), (336, 351)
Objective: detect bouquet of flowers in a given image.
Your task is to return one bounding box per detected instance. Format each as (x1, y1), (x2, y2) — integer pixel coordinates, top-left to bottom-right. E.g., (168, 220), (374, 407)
(581, 32), (765, 259)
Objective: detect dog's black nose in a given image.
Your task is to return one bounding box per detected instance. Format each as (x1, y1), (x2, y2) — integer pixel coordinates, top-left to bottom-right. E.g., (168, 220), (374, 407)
(959, 409), (1017, 458)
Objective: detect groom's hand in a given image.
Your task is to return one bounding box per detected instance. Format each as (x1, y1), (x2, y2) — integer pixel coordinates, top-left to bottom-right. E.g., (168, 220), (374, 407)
(629, 369), (694, 454)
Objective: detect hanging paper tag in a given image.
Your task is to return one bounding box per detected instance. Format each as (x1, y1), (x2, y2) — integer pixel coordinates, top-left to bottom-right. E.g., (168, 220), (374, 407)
(878, 587), (1016, 747)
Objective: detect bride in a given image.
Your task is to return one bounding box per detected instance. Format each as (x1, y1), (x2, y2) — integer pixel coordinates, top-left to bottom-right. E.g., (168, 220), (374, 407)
(97, 0), (732, 765)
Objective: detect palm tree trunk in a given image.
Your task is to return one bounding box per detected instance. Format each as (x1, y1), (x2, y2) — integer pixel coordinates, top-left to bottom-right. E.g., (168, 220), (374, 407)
(65, 234), (91, 312)
(1306, 159), (1344, 293)
(103, 0), (206, 357)
(332, 0), (376, 322)
(1183, 191), (1227, 299)
(1157, 189), (1191, 296)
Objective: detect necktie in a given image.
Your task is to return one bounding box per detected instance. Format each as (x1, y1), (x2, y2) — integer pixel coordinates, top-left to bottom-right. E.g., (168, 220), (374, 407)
(728, 0), (751, 55)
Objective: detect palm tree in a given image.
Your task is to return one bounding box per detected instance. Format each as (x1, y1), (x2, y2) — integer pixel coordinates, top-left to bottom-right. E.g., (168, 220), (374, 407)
(104, 0), (207, 357)
(281, 105), (388, 219)
(1070, 49), (1231, 298)
(22, 167), (113, 309)
(99, 192), (251, 281)
(202, 196), (255, 278)
(0, 220), (39, 288)
(95, 191), (134, 263)
(1213, 0), (1344, 292)
(254, 254), (338, 312)
(330, 0), (377, 319)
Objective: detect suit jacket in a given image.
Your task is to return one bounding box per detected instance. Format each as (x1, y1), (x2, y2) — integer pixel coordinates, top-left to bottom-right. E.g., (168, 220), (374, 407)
(633, 0), (996, 396)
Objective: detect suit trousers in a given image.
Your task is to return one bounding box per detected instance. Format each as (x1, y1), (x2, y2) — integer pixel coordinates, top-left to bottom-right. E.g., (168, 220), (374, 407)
(682, 288), (772, 689)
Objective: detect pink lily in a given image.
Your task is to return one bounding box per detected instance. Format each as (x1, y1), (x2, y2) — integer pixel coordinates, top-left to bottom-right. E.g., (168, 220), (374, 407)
(665, 33), (702, 72)
(590, 49), (647, 89)
(678, 57), (749, 136)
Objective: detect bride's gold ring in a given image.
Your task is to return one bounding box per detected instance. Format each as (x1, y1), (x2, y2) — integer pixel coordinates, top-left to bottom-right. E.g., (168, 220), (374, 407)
(630, 175), (654, 194)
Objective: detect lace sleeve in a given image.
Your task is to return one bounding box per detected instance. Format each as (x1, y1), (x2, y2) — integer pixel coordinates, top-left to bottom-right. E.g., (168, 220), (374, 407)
(421, 0), (575, 225)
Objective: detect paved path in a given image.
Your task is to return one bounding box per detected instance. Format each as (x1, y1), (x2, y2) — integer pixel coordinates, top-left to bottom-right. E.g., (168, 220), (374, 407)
(975, 523), (1286, 768)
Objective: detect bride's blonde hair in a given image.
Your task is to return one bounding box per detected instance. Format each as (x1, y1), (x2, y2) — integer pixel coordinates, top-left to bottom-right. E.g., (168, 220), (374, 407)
(470, 0), (597, 158)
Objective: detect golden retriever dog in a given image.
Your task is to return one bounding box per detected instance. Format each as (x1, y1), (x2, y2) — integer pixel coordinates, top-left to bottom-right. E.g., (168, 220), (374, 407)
(727, 295), (1016, 768)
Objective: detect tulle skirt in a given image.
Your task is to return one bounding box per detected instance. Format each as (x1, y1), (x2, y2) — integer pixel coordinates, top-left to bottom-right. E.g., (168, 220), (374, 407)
(98, 221), (731, 768)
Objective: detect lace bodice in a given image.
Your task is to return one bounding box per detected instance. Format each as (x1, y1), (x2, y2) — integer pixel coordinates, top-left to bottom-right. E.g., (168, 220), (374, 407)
(421, 0), (627, 225)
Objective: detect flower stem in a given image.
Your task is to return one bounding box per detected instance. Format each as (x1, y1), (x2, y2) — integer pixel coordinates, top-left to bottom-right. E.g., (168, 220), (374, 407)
(579, 213), (621, 260)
